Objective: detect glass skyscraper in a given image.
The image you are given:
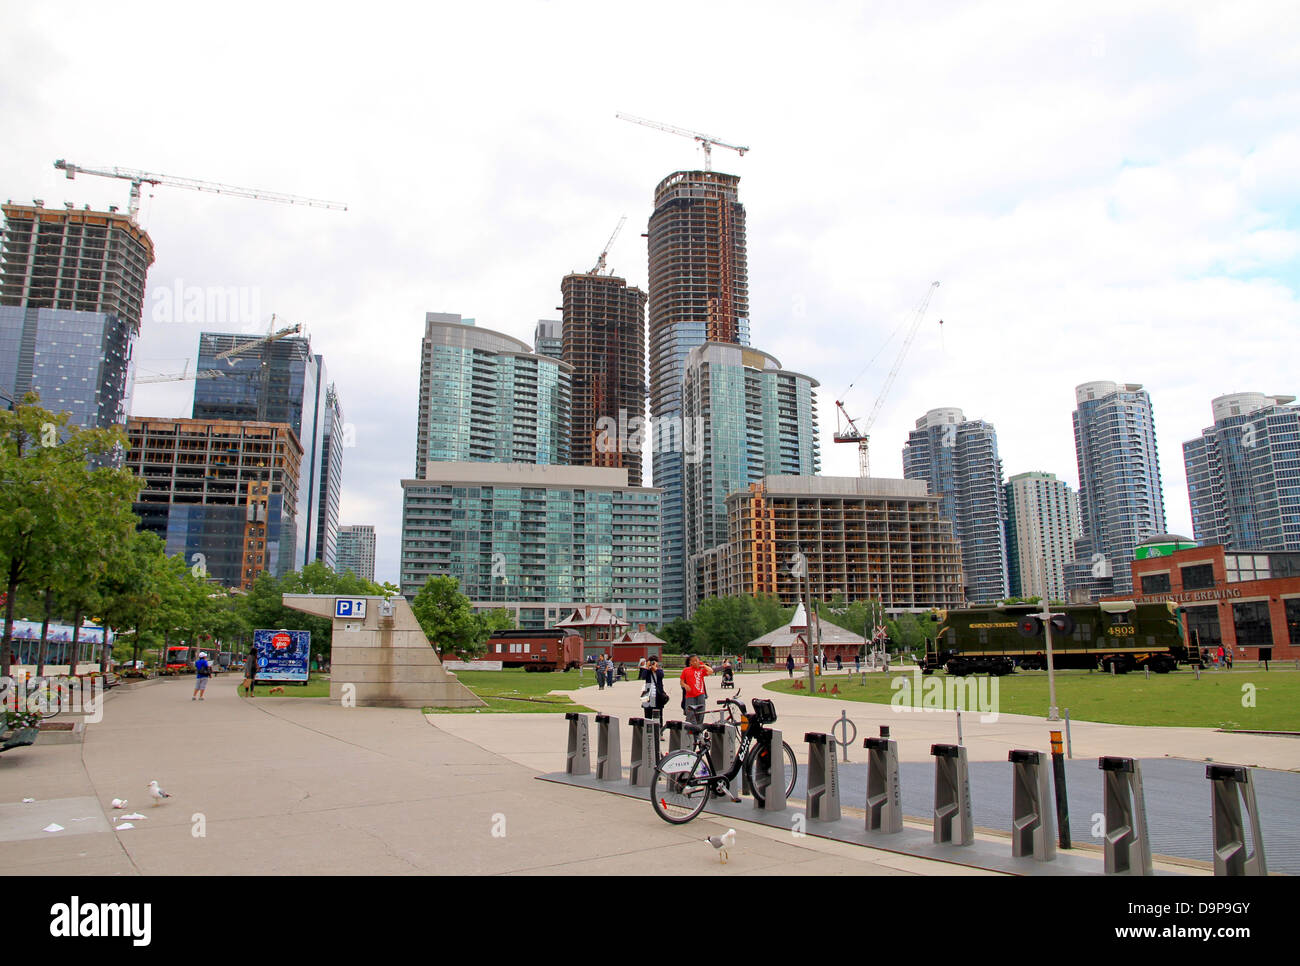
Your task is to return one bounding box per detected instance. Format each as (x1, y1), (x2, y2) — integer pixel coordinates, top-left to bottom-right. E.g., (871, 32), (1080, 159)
(902, 408), (1009, 604)
(647, 171), (751, 620)
(0, 203), (154, 434)
(414, 313), (570, 474)
(1184, 392), (1300, 551)
(682, 343), (818, 613)
(192, 332), (336, 569)
(1065, 381), (1166, 599)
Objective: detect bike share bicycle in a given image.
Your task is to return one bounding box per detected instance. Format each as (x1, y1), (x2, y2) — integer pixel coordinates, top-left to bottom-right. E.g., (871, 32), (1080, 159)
(650, 690), (797, 824)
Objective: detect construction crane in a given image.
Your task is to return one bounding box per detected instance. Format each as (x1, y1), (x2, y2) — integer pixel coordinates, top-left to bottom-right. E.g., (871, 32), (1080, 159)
(589, 215), (626, 275)
(212, 317), (303, 362)
(54, 159), (347, 220)
(134, 361), (225, 385)
(615, 114), (748, 171)
(834, 281), (941, 477)
(210, 316), (306, 422)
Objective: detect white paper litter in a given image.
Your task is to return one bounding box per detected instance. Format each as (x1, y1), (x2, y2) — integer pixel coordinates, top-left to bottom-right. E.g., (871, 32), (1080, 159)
(116, 823), (135, 830)
(43, 823), (64, 833)
(22, 798), (35, 803)
(121, 813), (147, 820)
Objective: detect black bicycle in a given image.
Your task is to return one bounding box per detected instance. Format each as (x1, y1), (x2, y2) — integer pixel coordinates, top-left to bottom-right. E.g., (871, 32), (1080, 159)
(650, 693), (798, 825)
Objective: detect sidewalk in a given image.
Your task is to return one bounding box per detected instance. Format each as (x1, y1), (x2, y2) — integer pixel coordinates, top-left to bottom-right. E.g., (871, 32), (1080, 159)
(0, 674), (986, 876)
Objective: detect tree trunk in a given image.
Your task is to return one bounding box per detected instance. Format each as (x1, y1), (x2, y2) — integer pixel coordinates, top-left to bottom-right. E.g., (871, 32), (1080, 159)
(70, 605), (83, 675)
(36, 587), (54, 677)
(2, 556), (21, 675)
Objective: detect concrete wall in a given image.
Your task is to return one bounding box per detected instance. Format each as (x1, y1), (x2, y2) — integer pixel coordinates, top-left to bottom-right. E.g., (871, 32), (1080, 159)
(282, 594), (483, 709)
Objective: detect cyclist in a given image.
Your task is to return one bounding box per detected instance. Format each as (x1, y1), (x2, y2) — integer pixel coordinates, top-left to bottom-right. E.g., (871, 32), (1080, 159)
(680, 655), (712, 725)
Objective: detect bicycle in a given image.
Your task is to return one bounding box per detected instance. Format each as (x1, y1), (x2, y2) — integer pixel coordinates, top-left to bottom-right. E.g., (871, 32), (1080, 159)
(650, 692), (797, 825)
(0, 675), (63, 720)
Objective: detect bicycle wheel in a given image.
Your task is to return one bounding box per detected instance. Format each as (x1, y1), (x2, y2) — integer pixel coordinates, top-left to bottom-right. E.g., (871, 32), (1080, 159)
(744, 739), (798, 807)
(650, 750), (712, 825)
(26, 682), (61, 720)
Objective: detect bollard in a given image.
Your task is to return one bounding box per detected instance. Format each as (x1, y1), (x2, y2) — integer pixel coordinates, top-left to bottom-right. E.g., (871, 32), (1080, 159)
(1008, 749), (1056, 861)
(956, 710), (963, 746)
(1144, 664), (1150, 679)
(1194, 664), (1200, 680)
(931, 743), (973, 846)
(863, 726), (902, 834)
(750, 728), (787, 812)
(804, 732), (842, 822)
(665, 720), (688, 754)
(628, 717), (659, 788)
(1050, 731), (1071, 849)
(831, 710), (857, 763)
(1110, 661), (1117, 676)
(565, 712), (590, 776)
(1064, 708), (1073, 759)
(594, 714), (622, 782)
(1099, 757), (1152, 876)
(705, 721), (733, 785)
(1207, 764), (1268, 876)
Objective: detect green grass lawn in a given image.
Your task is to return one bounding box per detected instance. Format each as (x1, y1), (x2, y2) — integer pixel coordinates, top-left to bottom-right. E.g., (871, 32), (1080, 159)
(427, 668), (595, 714)
(763, 668), (1300, 731)
(235, 673), (331, 698)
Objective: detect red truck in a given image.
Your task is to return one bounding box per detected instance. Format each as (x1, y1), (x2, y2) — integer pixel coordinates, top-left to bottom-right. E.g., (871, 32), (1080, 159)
(485, 629), (583, 672)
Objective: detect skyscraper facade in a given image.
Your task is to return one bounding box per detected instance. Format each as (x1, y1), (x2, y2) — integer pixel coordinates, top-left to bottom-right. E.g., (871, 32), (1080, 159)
(314, 383), (344, 568)
(1184, 392), (1300, 551)
(336, 524), (377, 582)
(561, 272), (647, 487)
(193, 332), (335, 569)
(902, 408), (1009, 603)
(647, 170), (751, 619)
(1005, 471), (1081, 602)
(533, 319), (562, 361)
(682, 343), (818, 612)
(0, 203), (154, 432)
(1065, 381), (1166, 599)
(413, 312), (570, 475)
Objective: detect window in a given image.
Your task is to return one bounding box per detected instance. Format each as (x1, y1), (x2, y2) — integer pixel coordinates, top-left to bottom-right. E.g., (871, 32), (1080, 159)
(1141, 573), (1171, 594)
(1184, 606), (1222, 648)
(1286, 600), (1300, 647)
(1232, 601), (1273, 646)
(1181, 564), (1216, 590)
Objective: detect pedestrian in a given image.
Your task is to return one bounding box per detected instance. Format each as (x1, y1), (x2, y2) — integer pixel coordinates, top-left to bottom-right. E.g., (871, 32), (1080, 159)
(192, 651), (211, 701)
(836, 654), (843, 672)
(1216, 644), (1225, 668)
(242, 645), (258, 697)
(854, 653), (861, 673)
(1225, 649), (1233, 670)
(680, 654), (713, 726)
(640, 657), (665, 722)
(595, 654), (606, 690)
(616, 661), (627, 682)
(786, 653), (795, 678)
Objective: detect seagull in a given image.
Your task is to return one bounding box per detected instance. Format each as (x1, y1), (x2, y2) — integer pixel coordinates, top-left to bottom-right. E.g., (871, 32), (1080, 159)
(147, 780), (171, 806)
(706, 828), (736, 864)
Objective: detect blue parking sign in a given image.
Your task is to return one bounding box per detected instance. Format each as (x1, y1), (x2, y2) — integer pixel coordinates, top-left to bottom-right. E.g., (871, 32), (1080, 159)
(335, 598), (366, 619)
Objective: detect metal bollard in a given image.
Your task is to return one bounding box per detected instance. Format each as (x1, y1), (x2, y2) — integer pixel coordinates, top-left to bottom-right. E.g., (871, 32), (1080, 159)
(1008, 749), (1056, 861)
(864, 726), (902, 834)
(1207, 764), (1268, 876)
(628, 717), (659, 787)
(594, 714), (622, 782)
(665, 720), (688, 754)
(565, 712), (590, 776)
(804, 732), (842, 822)
(1099, 757), (1152, 876)
(705, 721), (734, 785)
(750, 728), (787, 812)
(931, 743), (973, 846)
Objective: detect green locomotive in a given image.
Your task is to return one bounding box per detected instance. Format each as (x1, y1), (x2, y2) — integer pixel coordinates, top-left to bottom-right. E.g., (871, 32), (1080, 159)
(921, 600), (1190, 676)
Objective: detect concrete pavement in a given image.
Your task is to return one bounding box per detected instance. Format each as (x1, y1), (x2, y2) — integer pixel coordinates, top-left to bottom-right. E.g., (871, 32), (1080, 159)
(0, 674), (990, 876)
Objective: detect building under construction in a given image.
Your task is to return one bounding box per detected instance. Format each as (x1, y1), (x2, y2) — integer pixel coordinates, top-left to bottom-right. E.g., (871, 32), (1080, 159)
(648, 170), (751, 619)
(561, 272), (647, 486)
(127, 417), (303, 590)
(695, 476), (966, 613)
(0, 202), (154, 431)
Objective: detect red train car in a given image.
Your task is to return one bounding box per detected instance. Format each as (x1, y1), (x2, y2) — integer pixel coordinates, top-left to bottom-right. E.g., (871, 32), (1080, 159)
(485, 629), (583, 672)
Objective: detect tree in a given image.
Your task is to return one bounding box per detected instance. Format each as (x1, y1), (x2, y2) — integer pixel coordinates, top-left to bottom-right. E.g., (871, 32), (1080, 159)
(411, 575), (481, 656)
(691, 596), (764, 657)
(657, 618), (694, 655)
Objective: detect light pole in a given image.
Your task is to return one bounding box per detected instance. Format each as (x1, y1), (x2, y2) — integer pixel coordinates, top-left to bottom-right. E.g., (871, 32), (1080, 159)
(791, 549), (817, 693)
(1039, 556), (1061, 721)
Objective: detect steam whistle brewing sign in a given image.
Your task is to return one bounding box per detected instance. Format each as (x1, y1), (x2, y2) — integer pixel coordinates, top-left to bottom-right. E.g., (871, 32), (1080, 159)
(253, 628), (311, 683)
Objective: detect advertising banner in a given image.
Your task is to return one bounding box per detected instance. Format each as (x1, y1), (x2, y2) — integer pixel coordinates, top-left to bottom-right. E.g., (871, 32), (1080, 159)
(252, 629), (311, 683)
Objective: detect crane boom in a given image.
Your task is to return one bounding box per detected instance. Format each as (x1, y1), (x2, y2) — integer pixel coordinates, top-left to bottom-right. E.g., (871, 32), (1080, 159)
(212, 319), (303, 362)
(615, 113), (748, 171)
(864, 281), (940, 434)
(589, 215), (626, 275)
(54, 159), (347, 219)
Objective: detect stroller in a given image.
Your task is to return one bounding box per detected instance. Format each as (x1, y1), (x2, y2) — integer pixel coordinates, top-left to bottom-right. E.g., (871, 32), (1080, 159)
(721, 664), (735, 689)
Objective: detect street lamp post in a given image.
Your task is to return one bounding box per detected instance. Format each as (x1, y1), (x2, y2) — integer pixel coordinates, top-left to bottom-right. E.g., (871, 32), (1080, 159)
(1039, 556), (1061, 721)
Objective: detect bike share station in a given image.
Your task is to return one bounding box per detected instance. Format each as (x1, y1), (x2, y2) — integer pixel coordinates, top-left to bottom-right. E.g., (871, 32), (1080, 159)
(540, 704), (1271, 876)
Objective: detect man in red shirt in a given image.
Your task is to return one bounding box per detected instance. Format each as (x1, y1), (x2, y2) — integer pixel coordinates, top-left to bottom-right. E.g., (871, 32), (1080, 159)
(680, 655), (713, 725)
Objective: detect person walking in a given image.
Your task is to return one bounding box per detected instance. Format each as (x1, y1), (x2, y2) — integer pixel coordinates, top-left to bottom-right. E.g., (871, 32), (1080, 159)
(242, 645), (258, 697)
(595, 654), (607, 690)
(640, 657), (666, 722)
(680, 655), (713, 726)
(786, 653), (795, 678)
(836, 654), (843, 672)
(192, 651), (212, 701)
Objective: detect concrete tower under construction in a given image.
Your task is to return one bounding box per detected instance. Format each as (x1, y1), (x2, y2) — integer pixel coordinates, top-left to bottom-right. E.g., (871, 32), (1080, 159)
(648, 170), (750, 620)
(561, 272), (647, 487)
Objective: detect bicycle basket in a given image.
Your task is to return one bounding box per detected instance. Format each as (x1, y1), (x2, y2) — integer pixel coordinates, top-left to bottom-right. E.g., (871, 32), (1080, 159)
(750, 697), (777, 725)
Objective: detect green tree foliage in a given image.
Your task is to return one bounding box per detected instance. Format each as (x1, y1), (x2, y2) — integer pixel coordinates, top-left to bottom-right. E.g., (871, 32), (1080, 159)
(656, 618), (695, 655)
(411, 575), (482, 656)
(691, 596), (766, 657)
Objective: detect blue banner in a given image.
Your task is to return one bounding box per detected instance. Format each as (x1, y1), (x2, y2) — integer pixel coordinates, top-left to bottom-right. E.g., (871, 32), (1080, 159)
(252, 629), (311, 683)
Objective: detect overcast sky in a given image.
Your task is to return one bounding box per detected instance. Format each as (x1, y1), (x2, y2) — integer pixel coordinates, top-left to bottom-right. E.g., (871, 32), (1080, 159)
(3, 1), (1297, 585)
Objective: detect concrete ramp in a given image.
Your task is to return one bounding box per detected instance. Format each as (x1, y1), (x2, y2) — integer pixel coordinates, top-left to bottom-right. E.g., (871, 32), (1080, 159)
(282, 594), (484, 709)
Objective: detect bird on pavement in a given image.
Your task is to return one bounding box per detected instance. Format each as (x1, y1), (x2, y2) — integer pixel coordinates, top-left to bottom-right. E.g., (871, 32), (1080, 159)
(705, 828), (736, 864)
(147, 780), (171, 806)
